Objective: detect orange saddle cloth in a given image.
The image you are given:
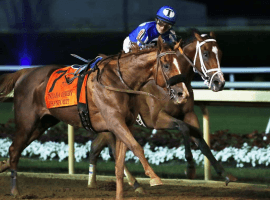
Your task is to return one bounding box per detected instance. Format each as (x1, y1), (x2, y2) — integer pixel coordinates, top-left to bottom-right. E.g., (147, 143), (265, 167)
(45, 66), (88, 109)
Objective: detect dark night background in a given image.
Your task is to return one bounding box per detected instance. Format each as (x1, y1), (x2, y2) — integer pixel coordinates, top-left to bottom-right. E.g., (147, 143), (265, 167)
(0, 0), (270, 70)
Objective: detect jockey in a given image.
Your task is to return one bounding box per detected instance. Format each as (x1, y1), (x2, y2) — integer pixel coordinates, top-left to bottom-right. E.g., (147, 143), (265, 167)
(123, 5), (177, 53)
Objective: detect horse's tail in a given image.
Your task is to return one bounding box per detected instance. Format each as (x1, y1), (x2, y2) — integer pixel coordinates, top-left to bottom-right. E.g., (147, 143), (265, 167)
(0, 68), (33, 101)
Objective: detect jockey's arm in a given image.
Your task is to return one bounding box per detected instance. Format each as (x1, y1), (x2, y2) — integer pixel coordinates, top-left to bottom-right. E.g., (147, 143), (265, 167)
(123, 29), (149, 53)
(166, 29), (177, 43)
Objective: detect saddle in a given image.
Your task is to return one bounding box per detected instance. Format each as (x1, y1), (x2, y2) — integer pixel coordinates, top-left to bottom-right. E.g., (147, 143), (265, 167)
(67, 56), (103, 84)
(45, 55), (102, 133)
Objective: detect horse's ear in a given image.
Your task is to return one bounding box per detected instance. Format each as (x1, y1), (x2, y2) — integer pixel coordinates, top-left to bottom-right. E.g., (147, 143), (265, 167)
(98, 53), (107, 58)
(194, 32), (203, 42)
(157, 35), (163, 51)
(174, 40), (180, 50)
(210, 31), (216, 39)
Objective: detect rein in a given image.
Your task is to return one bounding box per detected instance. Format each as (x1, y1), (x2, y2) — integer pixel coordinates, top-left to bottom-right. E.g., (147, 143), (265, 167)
(98, 50), (178, 101)
(156, 51), (179, 99)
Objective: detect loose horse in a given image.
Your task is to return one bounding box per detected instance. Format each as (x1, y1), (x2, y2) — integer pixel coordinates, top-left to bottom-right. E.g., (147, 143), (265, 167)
(0, 36), (188, 200)
(86, 29), (236, 191)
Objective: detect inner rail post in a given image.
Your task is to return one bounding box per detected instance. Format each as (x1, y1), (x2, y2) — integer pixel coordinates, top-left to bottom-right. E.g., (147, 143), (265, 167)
(68, 125), (75, 174)
(200, 105), (211, 181)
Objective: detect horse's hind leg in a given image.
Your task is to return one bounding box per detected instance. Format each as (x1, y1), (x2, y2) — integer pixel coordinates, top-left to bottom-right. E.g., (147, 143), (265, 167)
(88, 132), (110, 188)
(88, 132), (144, 193)
(9, 114), (59, 196)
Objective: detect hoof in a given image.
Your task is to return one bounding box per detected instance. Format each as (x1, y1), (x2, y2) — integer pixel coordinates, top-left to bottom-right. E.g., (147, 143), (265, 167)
(11, 187), (20, 197)
(150, 177), (163, 187)
(225, 174), (237, 186)
(185, 167), (196, 179)
(87, 183), (97, 189)
(0, 159), (10, 173)
(135, 187), (145, 194)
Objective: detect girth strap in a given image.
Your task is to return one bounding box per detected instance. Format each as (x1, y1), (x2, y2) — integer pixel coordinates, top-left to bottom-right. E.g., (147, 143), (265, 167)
(77, 73), (95, 133)
(74, 55), (103, 133)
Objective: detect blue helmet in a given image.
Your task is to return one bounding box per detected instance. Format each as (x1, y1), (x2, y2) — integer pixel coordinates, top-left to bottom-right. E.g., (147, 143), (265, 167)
(156, 6), (176, 25)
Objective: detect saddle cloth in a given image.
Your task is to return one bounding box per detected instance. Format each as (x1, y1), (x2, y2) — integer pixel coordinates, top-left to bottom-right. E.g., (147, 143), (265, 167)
(45, 66), (88, 109)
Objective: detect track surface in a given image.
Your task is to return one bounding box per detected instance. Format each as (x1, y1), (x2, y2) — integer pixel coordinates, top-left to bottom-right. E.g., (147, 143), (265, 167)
(0, 172), (269, 199)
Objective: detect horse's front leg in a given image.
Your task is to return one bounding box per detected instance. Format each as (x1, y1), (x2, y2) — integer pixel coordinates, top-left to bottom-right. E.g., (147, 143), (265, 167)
(182, 111), (201, 178)
(88, 132), (144, 193)
(115, 138), (127, 200)
(154, 111), (196, 179)
(184, 111), (237, 185)
(105, 132), (145, 193)
(108, 118), (162, 187)
(0, 159), (10, 173)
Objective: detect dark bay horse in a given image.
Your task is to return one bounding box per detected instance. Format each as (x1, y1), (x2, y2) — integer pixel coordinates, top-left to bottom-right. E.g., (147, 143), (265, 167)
(86, 29), (236, 192)
(0, 36), (188, 200)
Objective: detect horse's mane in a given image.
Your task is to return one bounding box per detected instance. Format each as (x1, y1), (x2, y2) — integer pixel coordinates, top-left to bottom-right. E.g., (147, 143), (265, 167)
(180, 28), (212, 48)
(99, 45), (158, 61)
(123, 41), (174, 57)
(125, 44), (157, 56)
(99, 40), (174, 62)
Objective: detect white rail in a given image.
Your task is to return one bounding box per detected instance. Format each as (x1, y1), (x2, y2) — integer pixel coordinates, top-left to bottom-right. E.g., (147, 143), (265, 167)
(1, 66), (270, 89)
(194, 89), (270, 180)
(191, 82), (270, 89)
(193, 67), (270, 89)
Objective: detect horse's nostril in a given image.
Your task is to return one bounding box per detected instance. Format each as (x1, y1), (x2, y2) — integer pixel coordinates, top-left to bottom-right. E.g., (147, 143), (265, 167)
(213, 80), (219, 86)
(222, 81), (225, 87)
(178, 92), (183, 97)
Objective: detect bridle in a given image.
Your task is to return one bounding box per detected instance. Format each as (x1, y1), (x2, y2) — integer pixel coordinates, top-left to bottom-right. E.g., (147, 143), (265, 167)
(156, 51), (183, 99)
(179, 37), (223, 88)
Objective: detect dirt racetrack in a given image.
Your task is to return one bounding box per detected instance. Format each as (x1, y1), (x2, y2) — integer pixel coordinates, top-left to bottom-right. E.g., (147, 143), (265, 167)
(0, 172), (269, 200)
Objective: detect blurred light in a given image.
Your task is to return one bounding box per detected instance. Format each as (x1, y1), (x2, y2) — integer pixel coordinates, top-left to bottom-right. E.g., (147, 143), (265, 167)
(152, 129), (157, 134)
(20, 55), (31, 65)
(19, 52), (32, 66)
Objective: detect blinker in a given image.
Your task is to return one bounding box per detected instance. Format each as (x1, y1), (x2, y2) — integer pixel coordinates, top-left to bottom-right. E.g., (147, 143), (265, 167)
(167, 74), (186, 87)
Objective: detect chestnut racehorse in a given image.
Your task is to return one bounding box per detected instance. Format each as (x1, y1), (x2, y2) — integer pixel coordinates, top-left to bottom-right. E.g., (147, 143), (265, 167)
(86, 29), (236, 192)
(0, 36), (188, 200)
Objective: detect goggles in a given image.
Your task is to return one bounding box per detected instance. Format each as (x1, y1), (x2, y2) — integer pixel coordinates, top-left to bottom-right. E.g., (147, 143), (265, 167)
(157, 19), (172, 29)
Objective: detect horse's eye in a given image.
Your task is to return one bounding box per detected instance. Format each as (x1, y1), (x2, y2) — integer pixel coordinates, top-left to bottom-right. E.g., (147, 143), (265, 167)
(163, 64), (170, 69)
(202, 51), (209, 60)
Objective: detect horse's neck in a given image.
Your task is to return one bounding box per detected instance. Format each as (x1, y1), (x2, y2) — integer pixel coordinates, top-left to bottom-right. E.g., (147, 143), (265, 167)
(181, 42), (198, 84)
(177, 53), (195, 85)
(140, 79), (166, 96)
(121, 51), (157, 90)
(186, 67), (195, 85)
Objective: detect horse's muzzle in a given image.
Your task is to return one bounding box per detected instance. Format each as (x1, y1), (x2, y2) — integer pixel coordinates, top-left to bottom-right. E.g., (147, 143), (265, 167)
(170, 84), (189, 104)
(211, 73), (225, 92)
